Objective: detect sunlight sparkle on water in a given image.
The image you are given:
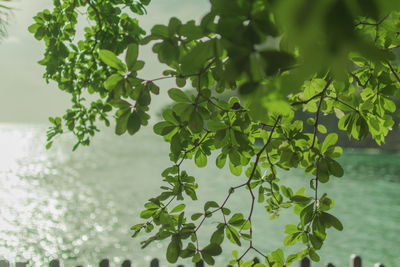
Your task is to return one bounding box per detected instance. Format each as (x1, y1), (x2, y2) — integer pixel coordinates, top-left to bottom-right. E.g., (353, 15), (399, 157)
(0, 125), (66, 263)
(0, 124), (398, 267)
(0, 125), (120, 266)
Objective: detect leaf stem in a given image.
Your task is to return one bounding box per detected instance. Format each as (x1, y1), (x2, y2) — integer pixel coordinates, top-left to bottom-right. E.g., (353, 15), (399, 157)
(311, 79), (332, 149)
(386, 61), (400, 85)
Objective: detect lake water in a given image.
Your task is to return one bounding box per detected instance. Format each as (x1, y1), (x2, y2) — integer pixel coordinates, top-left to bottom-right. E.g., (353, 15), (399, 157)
(0, 123), (399, 267)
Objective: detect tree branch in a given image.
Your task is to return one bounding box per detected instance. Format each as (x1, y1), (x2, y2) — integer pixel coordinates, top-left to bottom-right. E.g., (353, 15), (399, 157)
(88, 1), (103, 54)
(311, 79), (332, 149)
(327, 96), (359, 113)
(291, 93), (322, 106)
(350, 72), (372, 89)
(386, 61), (400, 85)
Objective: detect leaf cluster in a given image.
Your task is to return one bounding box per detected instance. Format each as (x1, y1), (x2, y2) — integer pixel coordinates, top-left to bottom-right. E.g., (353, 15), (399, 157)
(30, 0), (400, 266)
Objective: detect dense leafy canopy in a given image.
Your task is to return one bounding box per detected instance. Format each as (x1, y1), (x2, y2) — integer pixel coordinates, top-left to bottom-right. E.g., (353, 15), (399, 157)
(30, 0), (400, 266)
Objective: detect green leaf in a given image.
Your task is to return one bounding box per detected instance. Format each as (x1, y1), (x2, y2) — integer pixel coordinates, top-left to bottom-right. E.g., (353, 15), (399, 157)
(232, 250), (239, 259)
(216, 153), (227, 169)
(140, 209), (155, 219)
(181, 40), (215, 74)
(383, 98), (396, 113)
(189, 111), (203, 133)
(104, 74), (124, 91)
(300, 203), (314, 225)
(207, 120), (227, 131)
(170, 203), (185, 213)
(170, 133), (182, 155)
(138, 90), (151, 106)
(283, 232), (301, 246)
(179, 21), (204, 40)
(45, 141), (53, 150)
(192, 252), (201, 263)
(381, 85), (396, 96)
(259, 50), (295, 76)
(168, 17), (182, 34)
(126, 43), (139, 70)
(309, 248), (320, 262)
(201, 252), (215, 265)
(229, 161), (242, 176)
(318, 195), (334, 211)
(158, 42), (180, 64)
(162, 109), (179, 124)
(258, 186), (265, 203)
(153, 121), (176, 136)
(166, 236), (181, 263)
(130, 223), (144, 231)
(225, 226), (241, 246)
(286, 254), (300, 265)
(127, 111), (141, 135)
(168, 88), (190, 102)
(271, 249), (284, 266)
(195, 149), (207, 167)
(239, 81), (259, 95)
(28, 23), (40, 34)
(131, 60), (145, 71)
(176, 77), (186, 87)
(292, 195), (311, 205)
(309, 233), (323, 250)
(222, 207), (231, 215)
(327, 158), (344, 177)
(240, 233), (252, 241)
(228, 213), (245, 227)
(191, 213), (203, 221)
(307, 118), (315, 125)
(317, 124), (327, 134)
(318, 158), (330, 183)
(326, 146), (343, 158)
(210, 227), (225, 245)
(147, 81), (160, 95)
(320, 212), (343, 231)
(284, 224), (298, 234)
(99, 49), (126, 71)
(115, 110), (130, 135)
(204, 201), (219, 211)
(202, 243), (222, 256)
(151, 24), (169, 38)
(280, 185), (293, 199)
(181, 243), (196, 258)
(321, 133), (338, 154)
(228, 149), (241, 166)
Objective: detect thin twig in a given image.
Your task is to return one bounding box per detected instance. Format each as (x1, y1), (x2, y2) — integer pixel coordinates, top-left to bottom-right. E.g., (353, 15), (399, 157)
(311, 79), (333, 149)
(326, 96), (359, 113)
(235, 116), (281, 265)
(177, 131), (210, 167)
(350, 72), (372, 88)
(88, 1), (103, 54)
(354, 14), (389, 27)
(314, 157), (320, 213)
(386, 61), (400, 85)
(291, 93), (322, 106)
(266, 153), (280, 206)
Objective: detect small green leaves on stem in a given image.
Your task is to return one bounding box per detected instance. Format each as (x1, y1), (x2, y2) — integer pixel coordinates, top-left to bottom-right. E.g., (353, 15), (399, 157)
(99, 50), (127, 72)
(32, 1), (400, 266)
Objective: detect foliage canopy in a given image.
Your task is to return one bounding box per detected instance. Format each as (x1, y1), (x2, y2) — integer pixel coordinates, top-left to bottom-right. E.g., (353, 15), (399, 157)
(30, 0), (400, 266)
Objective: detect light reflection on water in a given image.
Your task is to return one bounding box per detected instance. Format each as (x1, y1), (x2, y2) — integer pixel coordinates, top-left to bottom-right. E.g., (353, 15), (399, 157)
(0, 124), (399, 267)
(0, 124), (118, 266)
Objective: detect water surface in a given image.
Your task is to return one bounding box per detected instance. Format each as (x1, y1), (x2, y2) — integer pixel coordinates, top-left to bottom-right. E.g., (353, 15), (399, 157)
(0, 124), (399, 266)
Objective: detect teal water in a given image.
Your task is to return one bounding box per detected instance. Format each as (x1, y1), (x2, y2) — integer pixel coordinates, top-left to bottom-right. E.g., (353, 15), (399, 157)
(0, 123), (399, 267)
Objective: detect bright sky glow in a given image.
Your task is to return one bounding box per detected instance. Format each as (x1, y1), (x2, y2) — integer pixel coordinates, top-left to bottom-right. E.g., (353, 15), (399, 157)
(0, 0), (210, 123)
